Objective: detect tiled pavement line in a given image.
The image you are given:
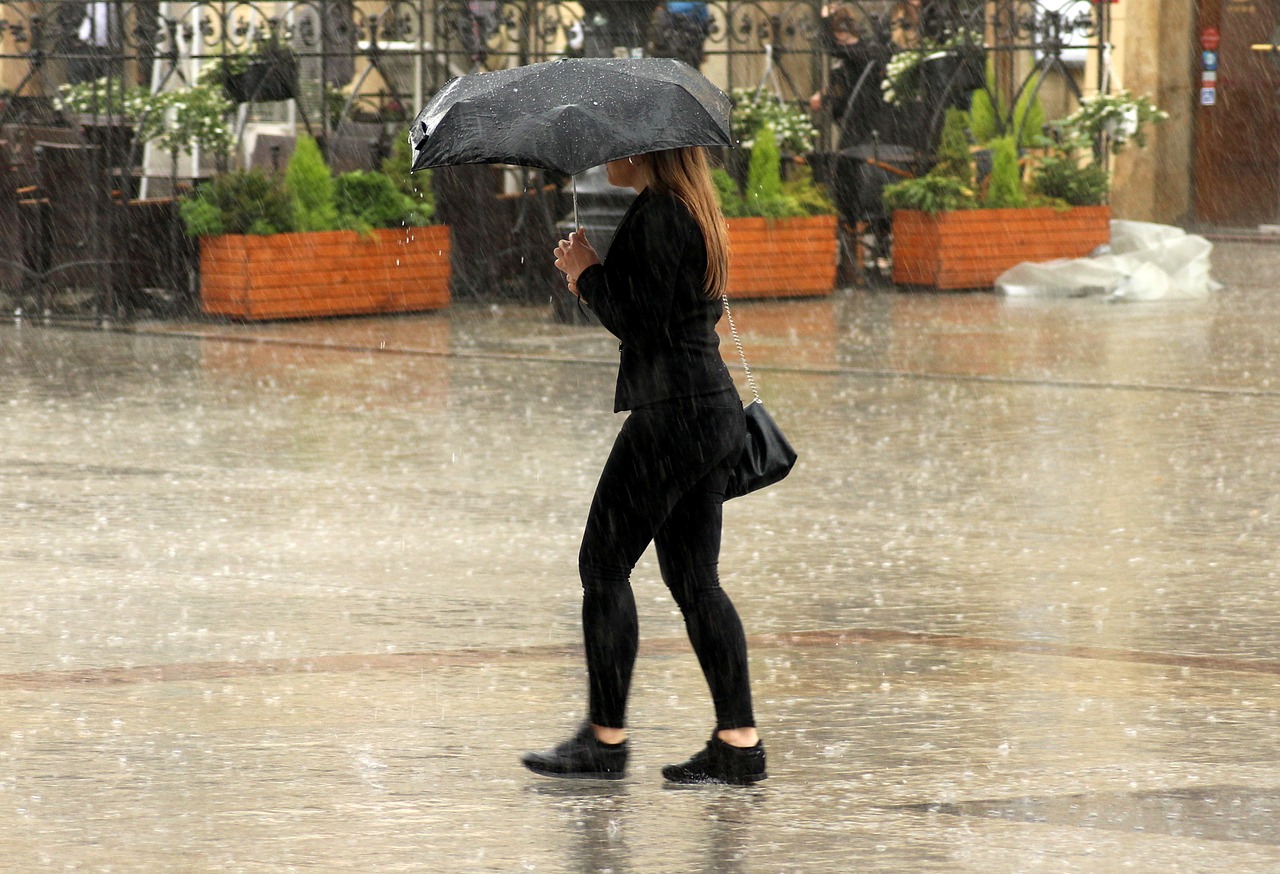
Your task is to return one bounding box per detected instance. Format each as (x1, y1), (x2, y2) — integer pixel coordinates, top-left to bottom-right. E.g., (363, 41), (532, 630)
(136, 324), (1280, 399)
(4, 626), (1278, 691)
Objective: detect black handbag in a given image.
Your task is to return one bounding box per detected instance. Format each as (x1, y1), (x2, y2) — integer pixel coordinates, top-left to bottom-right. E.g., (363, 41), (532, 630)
(722, 294), (798, 499)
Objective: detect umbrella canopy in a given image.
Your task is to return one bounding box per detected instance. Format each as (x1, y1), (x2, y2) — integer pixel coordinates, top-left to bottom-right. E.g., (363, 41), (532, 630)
(408, 57), (733, 176)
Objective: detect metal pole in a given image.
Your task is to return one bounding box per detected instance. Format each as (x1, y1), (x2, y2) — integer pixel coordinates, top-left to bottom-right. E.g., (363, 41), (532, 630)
(1098, 0), (1110, 95)
(321, 0), (332, 149)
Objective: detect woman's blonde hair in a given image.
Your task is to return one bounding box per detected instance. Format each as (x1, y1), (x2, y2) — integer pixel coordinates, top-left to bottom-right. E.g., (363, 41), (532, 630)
(641, 148), (729, 300)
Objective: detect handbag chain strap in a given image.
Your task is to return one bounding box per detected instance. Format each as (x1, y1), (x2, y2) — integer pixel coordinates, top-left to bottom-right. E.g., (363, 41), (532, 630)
(722, 293), (761, 405)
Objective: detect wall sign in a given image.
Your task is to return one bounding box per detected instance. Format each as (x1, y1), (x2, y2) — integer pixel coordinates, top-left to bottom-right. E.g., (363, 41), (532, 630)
(1201, 35), (1220, 108)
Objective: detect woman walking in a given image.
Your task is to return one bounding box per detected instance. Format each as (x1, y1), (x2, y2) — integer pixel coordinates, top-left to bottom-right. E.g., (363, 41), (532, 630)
(520, 147), (766, 785)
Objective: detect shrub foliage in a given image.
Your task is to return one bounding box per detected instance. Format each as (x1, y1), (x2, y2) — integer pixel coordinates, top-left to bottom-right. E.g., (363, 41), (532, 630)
(181, 134), (436, 237)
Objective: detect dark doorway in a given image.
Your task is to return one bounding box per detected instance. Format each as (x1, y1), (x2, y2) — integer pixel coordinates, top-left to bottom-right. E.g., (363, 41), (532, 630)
(1194, 0), (1280, 227)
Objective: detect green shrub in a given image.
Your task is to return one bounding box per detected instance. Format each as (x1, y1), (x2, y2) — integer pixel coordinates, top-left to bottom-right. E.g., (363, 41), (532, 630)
(285, 134), (339, 231)
(335, 170), (432, 229)
(381, 136), (435, 221)
(1012, 84), (1048, 147)
(178, 198), (225, 237)
(180, 150), (436, 238)
(738, 126), (802, 218)
(983, 136), (1025, 209)
(745, 125), (783, 204)
(933, 108), (974, 186)
(969, 87), (1000, 144)
(715, 166), (836, 218)
(881, 175), (975, 213)
(967, 61), (1048, 148)
(781, 165), (837, 216)
(179, 169), (295, 236)
(1030, 155), (1110, 206)
(712, 167), (749, 218)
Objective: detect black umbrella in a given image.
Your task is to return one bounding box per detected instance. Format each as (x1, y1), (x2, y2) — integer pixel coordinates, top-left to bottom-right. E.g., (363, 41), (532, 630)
(408, 57), (733, 180)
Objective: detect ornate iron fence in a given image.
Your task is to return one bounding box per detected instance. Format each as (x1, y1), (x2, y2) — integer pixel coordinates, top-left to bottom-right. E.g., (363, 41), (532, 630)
(3, 2), (1111, 155)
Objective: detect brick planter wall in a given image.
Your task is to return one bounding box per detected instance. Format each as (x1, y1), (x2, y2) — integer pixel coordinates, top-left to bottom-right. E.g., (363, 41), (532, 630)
(200, 226), (451, 321)
(725, 214), (839, 299)
(892, 206), (1111, 290)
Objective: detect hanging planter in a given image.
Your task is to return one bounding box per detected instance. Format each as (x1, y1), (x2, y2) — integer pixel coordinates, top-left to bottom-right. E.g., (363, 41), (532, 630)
(202, 45), (300, 104)
(222, 49), (298, 104)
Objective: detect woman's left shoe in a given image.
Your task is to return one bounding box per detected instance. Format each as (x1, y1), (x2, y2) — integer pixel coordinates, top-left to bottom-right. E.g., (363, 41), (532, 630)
(521, 722), (628, 780)
(662, 734), (767, 785)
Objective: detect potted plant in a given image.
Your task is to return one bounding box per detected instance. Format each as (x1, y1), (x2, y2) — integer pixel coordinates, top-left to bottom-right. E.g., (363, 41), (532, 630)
(884, 94), (1165, 290)
(730, 88), (821, 156)
(713, 126), (839, 298)
(183, 135), (450, 320)
(724, 88), (821, 189)
(56, 76), (236, 161)
(198, 37), (299, 104)
(1058, 90), (1168, 152)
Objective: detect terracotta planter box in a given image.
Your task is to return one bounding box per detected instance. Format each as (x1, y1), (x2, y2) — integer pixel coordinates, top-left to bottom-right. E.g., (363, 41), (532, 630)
(726, 214), (838, 299)
(200, 226), (451, 321)
(892, 206), (1111, 290)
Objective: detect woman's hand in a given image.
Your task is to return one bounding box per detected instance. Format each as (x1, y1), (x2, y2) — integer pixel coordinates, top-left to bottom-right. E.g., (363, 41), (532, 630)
(554, 229), (601, 295)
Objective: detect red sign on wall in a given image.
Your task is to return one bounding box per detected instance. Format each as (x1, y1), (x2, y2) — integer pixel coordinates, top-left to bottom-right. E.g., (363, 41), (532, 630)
(1201, 27), (1221, 51)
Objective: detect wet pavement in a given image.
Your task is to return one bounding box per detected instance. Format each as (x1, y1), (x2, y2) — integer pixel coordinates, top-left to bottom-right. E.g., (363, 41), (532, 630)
(2, 240), (1279, 871)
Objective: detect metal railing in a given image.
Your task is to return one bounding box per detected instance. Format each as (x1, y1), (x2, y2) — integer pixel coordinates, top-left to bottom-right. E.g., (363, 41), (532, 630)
(2, 1), (1111, 154)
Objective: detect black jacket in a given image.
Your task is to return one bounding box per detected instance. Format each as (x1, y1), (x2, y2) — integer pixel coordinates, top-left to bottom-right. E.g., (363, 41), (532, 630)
(823, 42), (892, 147)
(577, 188), (736, 412)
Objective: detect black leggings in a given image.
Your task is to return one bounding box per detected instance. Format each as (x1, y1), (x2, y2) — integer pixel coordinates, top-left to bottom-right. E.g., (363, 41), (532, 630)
(579, 390), (754, 731)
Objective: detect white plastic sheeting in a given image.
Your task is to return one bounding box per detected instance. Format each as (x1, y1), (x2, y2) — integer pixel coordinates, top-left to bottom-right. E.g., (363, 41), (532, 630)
(996, 220), (1222, 301)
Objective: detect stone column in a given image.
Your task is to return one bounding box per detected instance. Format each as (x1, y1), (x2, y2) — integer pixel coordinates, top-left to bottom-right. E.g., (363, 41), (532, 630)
(1109, 0), (1196, 224)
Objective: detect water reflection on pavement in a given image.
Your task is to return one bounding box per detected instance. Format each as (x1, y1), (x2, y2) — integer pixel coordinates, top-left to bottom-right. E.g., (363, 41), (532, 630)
(1, 241), (1278, 871)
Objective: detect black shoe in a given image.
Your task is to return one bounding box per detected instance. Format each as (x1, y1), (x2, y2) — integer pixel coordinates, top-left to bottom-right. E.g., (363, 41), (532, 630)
(662, 734), (767, 785)
(521, 723), (628, 780)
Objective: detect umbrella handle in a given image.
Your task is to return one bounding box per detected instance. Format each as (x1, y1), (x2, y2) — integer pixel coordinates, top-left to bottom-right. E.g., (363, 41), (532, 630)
(573, 175), (579, 230)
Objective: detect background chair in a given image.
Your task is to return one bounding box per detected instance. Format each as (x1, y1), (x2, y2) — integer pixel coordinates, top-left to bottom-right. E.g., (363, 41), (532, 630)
(1, 123), (86, 190)
(0, 140), (42, 314)
(34, 141), (125, 318)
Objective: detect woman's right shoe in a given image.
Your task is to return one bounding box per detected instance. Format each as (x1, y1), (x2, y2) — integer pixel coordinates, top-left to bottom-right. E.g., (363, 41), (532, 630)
(521, 722), (628, 780)
(662, 733), (767, 785)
